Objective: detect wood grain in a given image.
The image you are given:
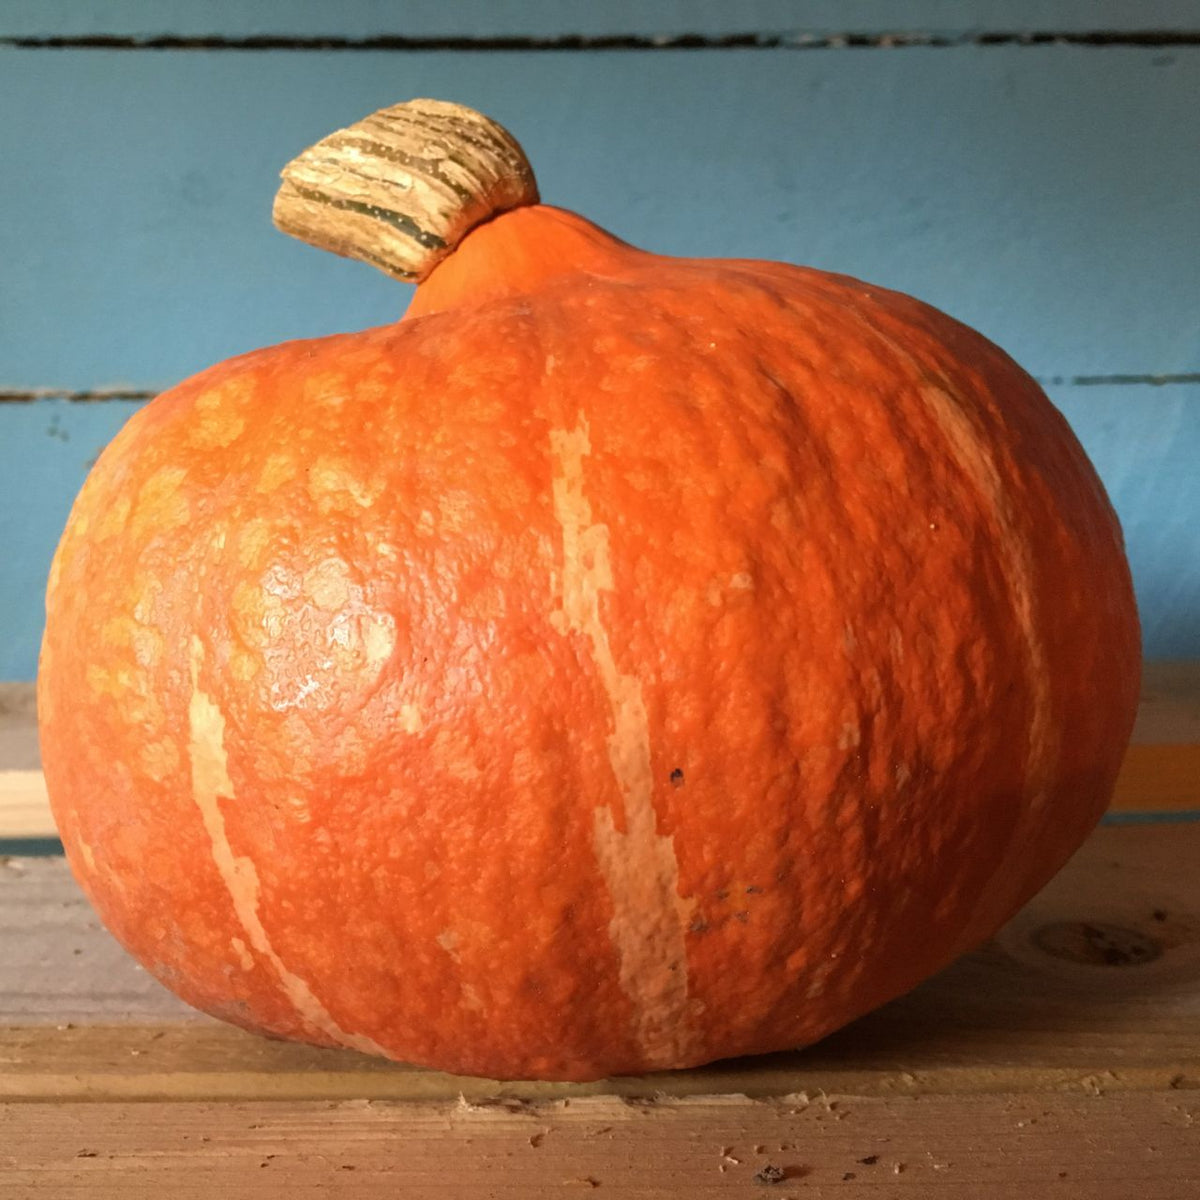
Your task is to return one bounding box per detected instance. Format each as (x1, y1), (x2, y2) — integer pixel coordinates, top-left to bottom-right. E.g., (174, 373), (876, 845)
(3, 1091), (1199, 1200)
(2, 823), (1197, 1101)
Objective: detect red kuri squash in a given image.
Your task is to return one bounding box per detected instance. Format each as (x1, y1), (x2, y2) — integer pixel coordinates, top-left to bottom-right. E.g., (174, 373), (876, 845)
(38, 100), (1141, 1081)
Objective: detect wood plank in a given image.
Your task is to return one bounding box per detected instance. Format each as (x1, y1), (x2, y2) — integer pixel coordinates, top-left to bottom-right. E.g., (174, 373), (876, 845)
(1, 48), (1196, 395)
(0, 682), (38, 769)
(3, 667), (1196, 836)
(4, 0), (1198, 39)
(3, 1091), (1199, 1200)
(1132, 660), (1200, 743)
(1113, 745), (1200, 812)
(2, 824), (1196, 1101)
(0, 773), (50, 838)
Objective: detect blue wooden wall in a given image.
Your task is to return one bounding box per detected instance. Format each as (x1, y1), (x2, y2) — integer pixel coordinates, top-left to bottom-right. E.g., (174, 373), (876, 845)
(2, 2), (1198, 677)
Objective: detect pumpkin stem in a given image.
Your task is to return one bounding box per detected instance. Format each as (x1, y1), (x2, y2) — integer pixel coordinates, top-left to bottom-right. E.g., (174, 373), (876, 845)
(273, 99), (540, 283)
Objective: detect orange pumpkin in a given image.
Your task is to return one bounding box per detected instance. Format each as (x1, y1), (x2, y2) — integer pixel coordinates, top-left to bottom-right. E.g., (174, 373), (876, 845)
(39, 100), (1140, 1081)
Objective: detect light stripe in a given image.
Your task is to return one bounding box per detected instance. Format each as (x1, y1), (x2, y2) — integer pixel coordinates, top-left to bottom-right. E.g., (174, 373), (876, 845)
(865, 322), (1057, 859)
(917, 385), (1055, 801)
(549, 418), (696, 1067)
(914, 381), (1059, 932)
(187, 636), (386, 1056)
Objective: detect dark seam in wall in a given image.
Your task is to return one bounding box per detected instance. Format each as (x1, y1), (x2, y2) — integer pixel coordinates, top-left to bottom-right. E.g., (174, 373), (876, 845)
(0, 837), (64, 856)
(1, 31), (1198, 52)
(3, 376), (1197, 403)
(0, 391), (156, 403)
(1040, 374), (1200, 387)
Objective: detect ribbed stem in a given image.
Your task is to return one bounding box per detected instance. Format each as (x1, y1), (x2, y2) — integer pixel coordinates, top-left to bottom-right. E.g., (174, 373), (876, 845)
(273, 99), (539, 282)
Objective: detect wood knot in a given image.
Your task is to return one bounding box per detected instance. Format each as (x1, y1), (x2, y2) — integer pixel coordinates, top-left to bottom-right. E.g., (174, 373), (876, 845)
(1031, 920), (1162, 967)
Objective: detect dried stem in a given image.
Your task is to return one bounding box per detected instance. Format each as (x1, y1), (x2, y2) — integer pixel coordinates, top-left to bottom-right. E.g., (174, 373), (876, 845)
(273, 99), (539, 282)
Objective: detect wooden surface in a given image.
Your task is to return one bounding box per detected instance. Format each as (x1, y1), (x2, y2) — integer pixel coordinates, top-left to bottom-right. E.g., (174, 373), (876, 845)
(3, 678), (1198, 1194)
(5, 1092), (1198, 1199)
(2, 15), (1199, 673)
(4, 663), (1198, 841)
(2, 819), (1198, 1194)
(3, 821), (1199, 1101)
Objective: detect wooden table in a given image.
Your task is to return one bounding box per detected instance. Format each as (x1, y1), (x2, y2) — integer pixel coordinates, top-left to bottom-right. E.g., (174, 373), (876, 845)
(2, 666), (1198, 1197)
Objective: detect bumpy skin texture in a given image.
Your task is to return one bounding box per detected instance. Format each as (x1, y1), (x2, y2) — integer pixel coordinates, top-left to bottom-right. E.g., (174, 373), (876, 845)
(39, 205), (1141, 1081)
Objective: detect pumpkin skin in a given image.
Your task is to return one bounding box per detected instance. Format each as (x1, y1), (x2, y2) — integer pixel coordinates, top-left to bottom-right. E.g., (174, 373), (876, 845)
(40, 170), (1139, 1080)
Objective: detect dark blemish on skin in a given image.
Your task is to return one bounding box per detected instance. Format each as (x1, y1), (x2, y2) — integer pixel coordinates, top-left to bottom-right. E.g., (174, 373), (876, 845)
(670, 768), (684, 787)
(734, 911), (750, 923)
(746, 885), (763, 894)
(689, 918), (709, 934)
(1153, 909), (1168, 922)
(858, 1155), (879, 1165)
(716, 889), (729, 901)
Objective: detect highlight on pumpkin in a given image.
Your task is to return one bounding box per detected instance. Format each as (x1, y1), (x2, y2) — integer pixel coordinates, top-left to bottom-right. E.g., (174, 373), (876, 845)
(38, 97), (1140, 1082)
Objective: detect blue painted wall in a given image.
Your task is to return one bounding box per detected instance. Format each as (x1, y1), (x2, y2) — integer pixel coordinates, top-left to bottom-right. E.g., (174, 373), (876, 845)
(1, 3), (1197, 676)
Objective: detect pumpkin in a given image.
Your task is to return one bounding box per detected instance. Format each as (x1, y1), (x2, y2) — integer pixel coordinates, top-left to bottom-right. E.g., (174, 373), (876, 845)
(38, 100), (1141, 1082)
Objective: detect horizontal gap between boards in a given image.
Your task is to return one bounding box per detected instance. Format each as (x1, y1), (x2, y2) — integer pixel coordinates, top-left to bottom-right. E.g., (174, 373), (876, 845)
(1040, 373), (1200, 387)
(0, 390), (156, 404)
(1102, 810), (1200, 825)
(2, 374), (1197, 404)
(0, 837), (62, 856)
(2, 31), (1198, 53)
(4, 811), (1198, 857)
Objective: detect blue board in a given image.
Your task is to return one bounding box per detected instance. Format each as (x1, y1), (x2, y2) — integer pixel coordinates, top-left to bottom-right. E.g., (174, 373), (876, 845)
(1, 46), (1196, 390)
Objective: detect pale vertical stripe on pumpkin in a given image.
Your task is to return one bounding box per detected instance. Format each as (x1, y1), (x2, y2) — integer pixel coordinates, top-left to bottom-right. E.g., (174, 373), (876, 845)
(549, 418), (697, 1067)
(914, 382), (1059, 936)
(187, 637), (388, 1056)
(915, 386), (1054, 802)
(862, 321), (1058, 860)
